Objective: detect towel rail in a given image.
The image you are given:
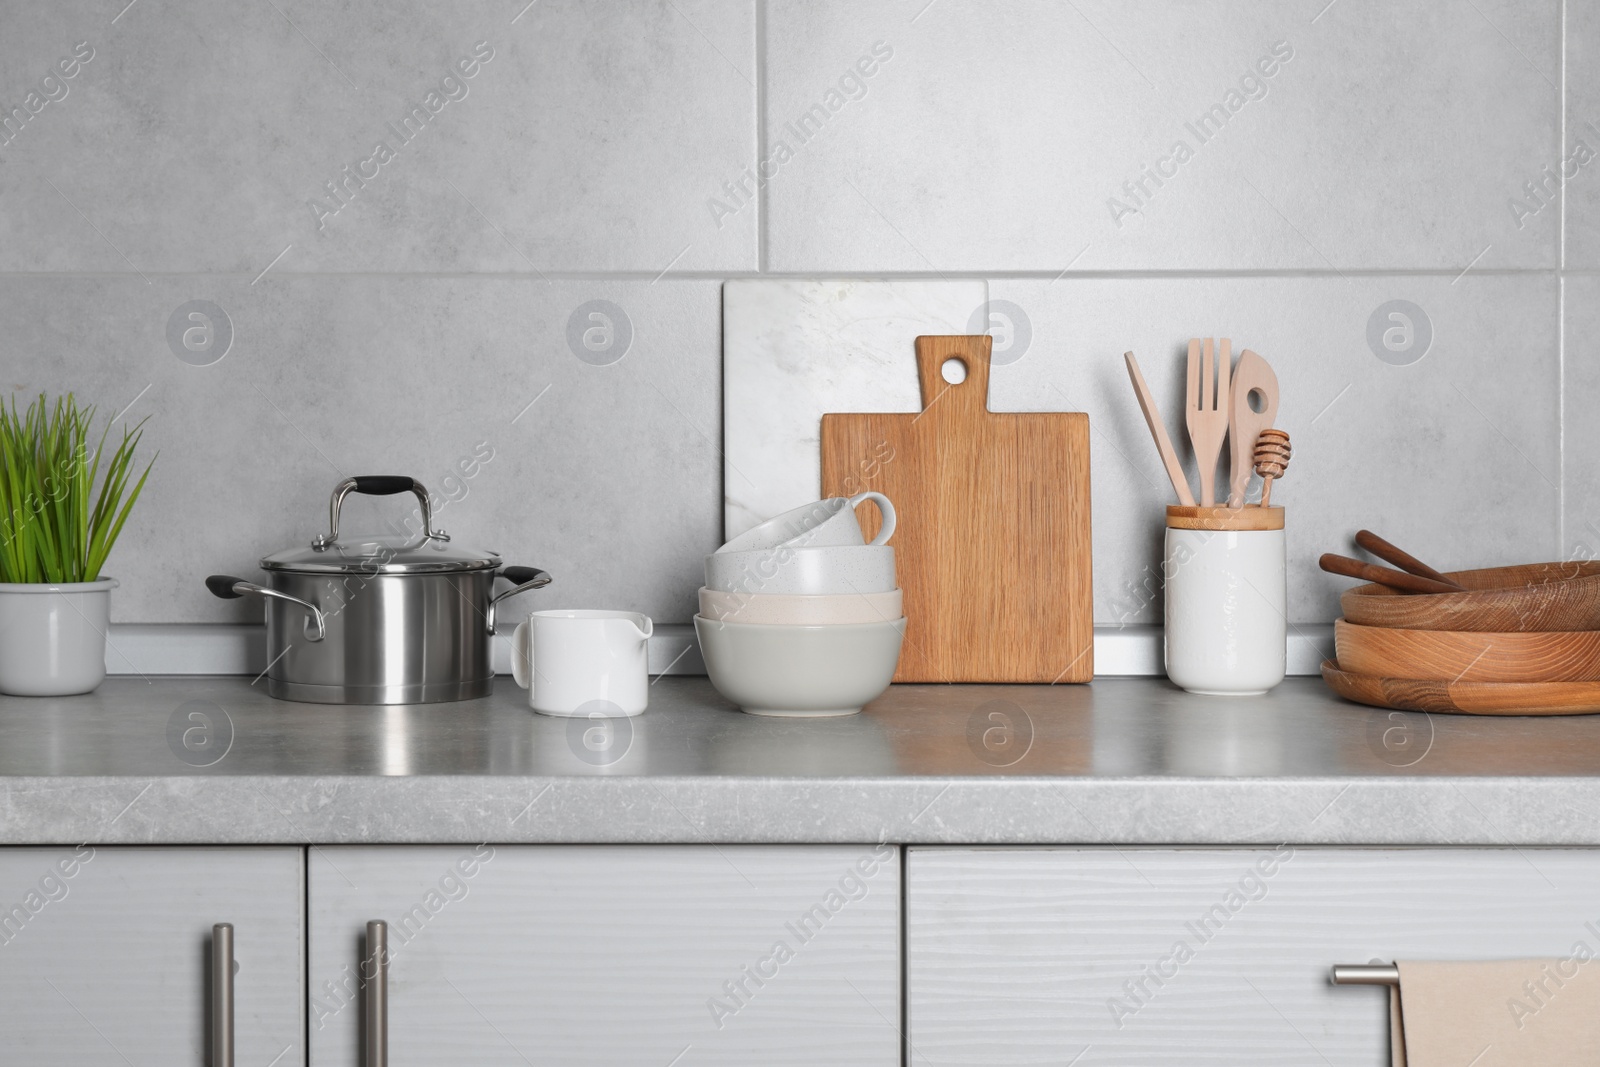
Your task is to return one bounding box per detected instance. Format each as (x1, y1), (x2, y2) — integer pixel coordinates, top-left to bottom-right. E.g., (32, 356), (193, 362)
(1330, 963), (1399, 986)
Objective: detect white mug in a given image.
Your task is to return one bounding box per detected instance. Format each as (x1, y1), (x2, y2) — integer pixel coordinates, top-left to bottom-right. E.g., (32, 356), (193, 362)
(512, 610), (653, 717)
(718, 493), (896, 553)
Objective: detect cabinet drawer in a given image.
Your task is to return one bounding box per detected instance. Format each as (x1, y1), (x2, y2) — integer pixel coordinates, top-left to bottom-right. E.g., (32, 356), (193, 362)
(908, 847), (1600, 1066)
(309, 844), (900, 1066)
(0, 845), (304, 1066)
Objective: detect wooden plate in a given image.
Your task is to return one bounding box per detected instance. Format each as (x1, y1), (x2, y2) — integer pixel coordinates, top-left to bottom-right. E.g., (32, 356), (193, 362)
(1320, 660), (1600, 715)
(1334, 619), (1600, 682)
(1340, 560), (1600, 632)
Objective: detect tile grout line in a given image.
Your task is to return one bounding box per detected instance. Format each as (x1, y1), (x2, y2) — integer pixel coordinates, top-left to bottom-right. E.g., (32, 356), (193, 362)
(1559, 0), (1567, 553)
(0, 268), (1576, 281)
(1559, 272), (1566, 554)
(1561, 0), (1569, 276)
(755, 0), (768, 274)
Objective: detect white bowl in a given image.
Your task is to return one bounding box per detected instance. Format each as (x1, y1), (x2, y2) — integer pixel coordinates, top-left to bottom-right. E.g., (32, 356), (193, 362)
(704, 544), (896, 596)
(694, 616), (905, 716)
(698, 587), (902, 625)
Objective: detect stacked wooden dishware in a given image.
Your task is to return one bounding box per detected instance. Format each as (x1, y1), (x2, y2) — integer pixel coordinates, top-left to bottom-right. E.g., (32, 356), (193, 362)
(1320, 531), (1600, 714)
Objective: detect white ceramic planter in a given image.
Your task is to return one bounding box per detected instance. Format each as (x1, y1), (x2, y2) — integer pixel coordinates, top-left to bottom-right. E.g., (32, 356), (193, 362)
(0, 578), (117, 696)
(1164, 508), (1285, 696)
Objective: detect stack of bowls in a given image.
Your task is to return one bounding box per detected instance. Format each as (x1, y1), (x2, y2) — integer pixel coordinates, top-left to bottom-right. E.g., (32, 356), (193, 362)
(695, 493), (905, 717)
(1324, 561), (1600, 714)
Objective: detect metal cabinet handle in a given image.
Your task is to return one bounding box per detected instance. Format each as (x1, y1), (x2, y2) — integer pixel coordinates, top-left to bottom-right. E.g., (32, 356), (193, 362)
(364, 920), (388, 1067)
(213, 923), (234, 1067)
(1331, 962), (1399, 986)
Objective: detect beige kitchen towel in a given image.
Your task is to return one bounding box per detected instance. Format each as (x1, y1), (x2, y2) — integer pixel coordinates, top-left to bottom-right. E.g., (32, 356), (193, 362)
(1388, 958), (1600, 1067)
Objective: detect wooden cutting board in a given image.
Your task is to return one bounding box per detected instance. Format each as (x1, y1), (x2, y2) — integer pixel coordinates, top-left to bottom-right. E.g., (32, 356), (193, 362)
(821, 335), (1092, 683)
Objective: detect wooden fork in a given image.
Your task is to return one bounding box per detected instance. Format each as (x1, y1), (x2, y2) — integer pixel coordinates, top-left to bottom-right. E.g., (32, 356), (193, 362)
(1185, 337), (1231, 506)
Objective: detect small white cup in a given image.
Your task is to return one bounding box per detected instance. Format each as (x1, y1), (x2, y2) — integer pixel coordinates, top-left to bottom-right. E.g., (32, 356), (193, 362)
(719, 493), (896, 553)
(1163, 507), (1286, 696)
(512, 609), (653, 717)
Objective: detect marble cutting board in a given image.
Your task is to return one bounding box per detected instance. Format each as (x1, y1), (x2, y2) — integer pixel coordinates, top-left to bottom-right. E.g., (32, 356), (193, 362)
(722, 278), (989, 540)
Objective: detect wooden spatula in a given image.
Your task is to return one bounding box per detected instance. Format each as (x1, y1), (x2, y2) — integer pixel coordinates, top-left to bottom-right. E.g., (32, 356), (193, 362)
(1355, 530), (1465, 591)
(1186, 338), (1230, 506)
(1228, 349), (1278, 508)
(1319, 553), (1463, 595)
(1124, 351), (1196, 506)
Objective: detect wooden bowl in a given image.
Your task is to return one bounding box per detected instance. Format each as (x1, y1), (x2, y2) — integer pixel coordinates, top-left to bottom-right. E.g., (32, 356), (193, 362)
(1339, 561), (1600, 632)
(1321, 660), (1600, 715)
(1334, 619), (1600, 682)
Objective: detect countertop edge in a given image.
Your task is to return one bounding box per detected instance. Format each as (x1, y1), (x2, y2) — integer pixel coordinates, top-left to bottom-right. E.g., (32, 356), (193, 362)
(5, 774), (1598, 847)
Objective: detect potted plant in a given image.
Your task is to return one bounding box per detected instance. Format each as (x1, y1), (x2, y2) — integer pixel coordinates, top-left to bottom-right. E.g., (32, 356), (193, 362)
(0, 394), (154, 695)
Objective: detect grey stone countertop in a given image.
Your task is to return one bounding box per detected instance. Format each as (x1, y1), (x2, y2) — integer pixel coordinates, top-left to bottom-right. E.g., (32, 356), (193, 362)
(1, 676), (1598, 846)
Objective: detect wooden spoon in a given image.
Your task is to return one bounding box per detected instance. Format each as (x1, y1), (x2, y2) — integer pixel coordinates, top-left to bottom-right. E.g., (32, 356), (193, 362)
(1228, 349), (1279, 508)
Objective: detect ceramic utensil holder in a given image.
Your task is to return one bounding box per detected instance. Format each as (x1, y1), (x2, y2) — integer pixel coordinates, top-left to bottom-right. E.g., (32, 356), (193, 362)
(1164, 506), (1286, 696)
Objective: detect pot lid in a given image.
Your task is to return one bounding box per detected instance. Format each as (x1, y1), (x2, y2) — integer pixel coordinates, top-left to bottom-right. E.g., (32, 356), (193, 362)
(259, 475), (501, 575)
(261, 532), (501, 575)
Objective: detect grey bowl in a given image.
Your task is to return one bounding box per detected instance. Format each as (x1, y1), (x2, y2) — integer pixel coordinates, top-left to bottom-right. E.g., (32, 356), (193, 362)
(694, 615), (906, 716)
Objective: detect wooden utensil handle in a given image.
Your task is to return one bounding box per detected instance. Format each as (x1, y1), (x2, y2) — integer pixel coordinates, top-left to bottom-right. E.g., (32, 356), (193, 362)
(1354, 530), (1464, 591)
(1319, 553), (1462, 595)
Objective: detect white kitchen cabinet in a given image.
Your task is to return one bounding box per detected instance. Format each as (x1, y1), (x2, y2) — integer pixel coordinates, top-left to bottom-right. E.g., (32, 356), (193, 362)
(0, 845), (304, 1066)
(908, 847), (1600, 1066)
(308, 844), (900, 1066)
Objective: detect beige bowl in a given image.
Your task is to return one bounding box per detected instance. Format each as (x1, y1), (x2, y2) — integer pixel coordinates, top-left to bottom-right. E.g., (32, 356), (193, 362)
(697, 587), (902, 626)
(694, 615), (905, 716)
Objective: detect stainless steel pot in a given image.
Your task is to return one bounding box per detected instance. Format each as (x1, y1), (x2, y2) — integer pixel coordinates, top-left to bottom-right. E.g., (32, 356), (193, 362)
(206, 475), (550, 705)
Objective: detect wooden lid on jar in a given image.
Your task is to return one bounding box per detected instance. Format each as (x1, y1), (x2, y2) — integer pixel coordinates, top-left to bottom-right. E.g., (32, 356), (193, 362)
(1166, 505), (1284, 531)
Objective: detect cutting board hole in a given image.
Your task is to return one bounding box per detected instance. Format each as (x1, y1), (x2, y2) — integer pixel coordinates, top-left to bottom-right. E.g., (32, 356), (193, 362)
(941, 358), (968, 384)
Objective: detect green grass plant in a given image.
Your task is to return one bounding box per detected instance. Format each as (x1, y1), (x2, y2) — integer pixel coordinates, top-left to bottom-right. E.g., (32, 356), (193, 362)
(0, 393), (155, 583)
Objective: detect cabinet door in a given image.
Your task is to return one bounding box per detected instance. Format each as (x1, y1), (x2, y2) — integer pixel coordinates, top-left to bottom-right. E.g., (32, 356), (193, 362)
(0, 845), (304, 1066)
(309, 845), (900, 1066)
(908, 847), (1600, 1066)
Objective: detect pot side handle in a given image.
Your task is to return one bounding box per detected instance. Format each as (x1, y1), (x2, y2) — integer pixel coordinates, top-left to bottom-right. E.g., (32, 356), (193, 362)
(486, 566), (552, 635)
(206, 574), (327, 643)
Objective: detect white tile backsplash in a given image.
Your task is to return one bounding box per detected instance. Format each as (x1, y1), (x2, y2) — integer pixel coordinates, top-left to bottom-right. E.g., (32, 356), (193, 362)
(0, 275), (722, 623)
(763, 0), (1559, 272)
(0, 0), (1581, 632)
(1566, 0), (1600, 267)
(0, 0), (758, 273)
(1564, 275), (1600, 556)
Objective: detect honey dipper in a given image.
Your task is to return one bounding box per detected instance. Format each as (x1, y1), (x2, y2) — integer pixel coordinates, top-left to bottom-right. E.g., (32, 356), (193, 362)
(1253, 428), (1291, 507)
